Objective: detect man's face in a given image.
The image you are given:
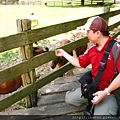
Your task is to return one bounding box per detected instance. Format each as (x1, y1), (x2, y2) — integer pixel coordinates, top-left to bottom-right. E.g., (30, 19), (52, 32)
(87, 29), (98, 44)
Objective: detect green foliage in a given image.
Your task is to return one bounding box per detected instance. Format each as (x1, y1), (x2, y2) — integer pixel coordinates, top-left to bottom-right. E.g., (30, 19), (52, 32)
(0, 49), (18, 64)
(16, 99), (25, 106)
(103, 3), (115, 8)
(39, 39), (48, 45)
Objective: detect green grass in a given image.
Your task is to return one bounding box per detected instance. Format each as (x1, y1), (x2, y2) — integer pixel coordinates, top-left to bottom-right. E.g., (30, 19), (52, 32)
(0, 4), (113, 37)
(0, 4), (118, 37)
(0, 4), (118, 65)
(0, 49), (18, 64)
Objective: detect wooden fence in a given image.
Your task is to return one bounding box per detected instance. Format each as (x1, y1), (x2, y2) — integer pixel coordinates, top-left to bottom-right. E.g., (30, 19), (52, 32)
(39, 0), (115, 7)
(0, 8), (120, 112)
(25, 0), (116, 6)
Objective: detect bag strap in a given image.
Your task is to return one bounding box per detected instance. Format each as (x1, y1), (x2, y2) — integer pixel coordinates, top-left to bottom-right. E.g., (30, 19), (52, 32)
(93, 40), (116, 85)
(112, 42), (120, 75)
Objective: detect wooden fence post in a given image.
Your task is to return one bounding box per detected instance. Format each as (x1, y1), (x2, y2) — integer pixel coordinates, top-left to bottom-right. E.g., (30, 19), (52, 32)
(81, 0), (84, 6)
(16, 19), (37, 108)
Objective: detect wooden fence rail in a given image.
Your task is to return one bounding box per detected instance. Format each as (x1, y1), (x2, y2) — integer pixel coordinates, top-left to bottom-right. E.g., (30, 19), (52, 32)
(0, 9), (120, 111)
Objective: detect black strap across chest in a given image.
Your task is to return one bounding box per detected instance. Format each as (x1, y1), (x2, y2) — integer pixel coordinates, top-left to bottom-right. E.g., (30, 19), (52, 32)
(93, 40), (116, 84)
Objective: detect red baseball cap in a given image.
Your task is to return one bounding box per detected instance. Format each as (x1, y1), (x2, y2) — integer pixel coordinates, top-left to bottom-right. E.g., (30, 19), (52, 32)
(84, 16), (108, 31)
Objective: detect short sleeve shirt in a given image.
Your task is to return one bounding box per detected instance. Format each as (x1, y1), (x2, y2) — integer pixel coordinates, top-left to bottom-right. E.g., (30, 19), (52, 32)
(78, 37), (120, 91)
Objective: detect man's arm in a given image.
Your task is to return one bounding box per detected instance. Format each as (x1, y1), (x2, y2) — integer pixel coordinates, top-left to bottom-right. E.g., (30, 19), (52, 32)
(55, 49), (81, 68)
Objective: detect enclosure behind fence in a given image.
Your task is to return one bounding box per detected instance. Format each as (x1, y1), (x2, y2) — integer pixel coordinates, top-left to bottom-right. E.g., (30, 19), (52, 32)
(0, 8), (120, 112)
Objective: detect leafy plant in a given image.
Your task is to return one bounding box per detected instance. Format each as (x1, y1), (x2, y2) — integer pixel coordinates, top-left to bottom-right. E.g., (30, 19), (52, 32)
(16, 99), (25, 106)
(0, 49), (19, 64)
(39, 39), (48, 45)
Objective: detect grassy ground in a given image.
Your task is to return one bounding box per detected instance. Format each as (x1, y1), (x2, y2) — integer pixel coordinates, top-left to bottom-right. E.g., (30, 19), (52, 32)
(0, 4), (113, 37)
(0, 4), (119, 64)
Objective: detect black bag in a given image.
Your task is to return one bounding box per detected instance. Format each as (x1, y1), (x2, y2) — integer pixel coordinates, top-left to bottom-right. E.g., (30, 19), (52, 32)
(79, 71), (97, 100)
(79, 71), (96, 117)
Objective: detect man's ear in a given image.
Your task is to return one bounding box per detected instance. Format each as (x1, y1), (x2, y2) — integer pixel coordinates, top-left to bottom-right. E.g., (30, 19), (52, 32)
(96, 31), (101, 37)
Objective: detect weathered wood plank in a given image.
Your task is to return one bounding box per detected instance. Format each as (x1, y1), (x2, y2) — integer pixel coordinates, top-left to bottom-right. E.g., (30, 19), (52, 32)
(0, 10), (120, 53)
(0, 38), (88, 84)
(0, 59), (74, 84)
(0, 18), (87, 53)
(41, 67), (90, 86)
(27, 17), (88, 42)
(109, 21), (120, 31)
(27, 9), (120, 43)
(49, 75), (81, 85)
(109, 9), (120, 18)
(37, 93), (65, 106)
(0, 102), (86, 115)
(113, 29), (120, 39)
(0, 66), (88, 112)
(0, 61), (29, 84)
(0, 65), (90, 112)
(40, 81), (80, 95)
(0, 33), (27, 53)
(0, 73), (86, 115)
(0, 63), (74, 111)
(17, 19), (37, 108)
(100, 9), (120, 20)
(40, 68), (91, 95)
(0, 115), (84, 119)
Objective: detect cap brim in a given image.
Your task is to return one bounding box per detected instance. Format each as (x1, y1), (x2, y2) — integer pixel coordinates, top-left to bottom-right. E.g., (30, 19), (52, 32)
(83, 24), (90, 31)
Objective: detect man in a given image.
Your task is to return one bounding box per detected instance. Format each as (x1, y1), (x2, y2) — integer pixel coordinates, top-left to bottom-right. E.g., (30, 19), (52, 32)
(55, 16), (120, 115)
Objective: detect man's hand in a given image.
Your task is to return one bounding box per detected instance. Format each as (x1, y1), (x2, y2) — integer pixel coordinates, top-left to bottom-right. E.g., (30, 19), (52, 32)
(91, 91), (107, 104)
(55, 49), (66, 57)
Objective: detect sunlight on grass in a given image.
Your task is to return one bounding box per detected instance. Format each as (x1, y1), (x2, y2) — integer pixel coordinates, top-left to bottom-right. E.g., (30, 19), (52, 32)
(0, 4), (119, 64)
(0, 4), (119, 37)
(0, 5), (106, 37)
